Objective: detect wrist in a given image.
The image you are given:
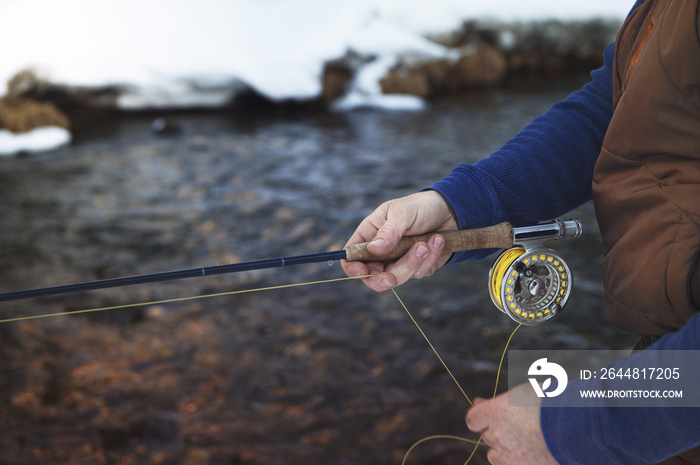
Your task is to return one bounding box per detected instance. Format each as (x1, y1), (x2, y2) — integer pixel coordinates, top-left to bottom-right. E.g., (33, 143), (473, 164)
(420, 189), (458, 230)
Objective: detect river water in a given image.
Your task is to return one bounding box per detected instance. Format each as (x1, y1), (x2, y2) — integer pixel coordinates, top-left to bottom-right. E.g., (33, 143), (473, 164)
(0, 79), (637, 464)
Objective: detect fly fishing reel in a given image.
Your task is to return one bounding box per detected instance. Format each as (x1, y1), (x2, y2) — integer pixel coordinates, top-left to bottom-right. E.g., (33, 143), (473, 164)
(488, 219), (582, 326)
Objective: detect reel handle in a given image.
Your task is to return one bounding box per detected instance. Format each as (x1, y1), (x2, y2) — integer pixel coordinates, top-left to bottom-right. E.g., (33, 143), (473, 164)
(344, 222), (514, 263)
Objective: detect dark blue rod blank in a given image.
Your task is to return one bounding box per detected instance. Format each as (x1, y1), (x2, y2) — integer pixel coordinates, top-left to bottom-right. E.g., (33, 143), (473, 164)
(0, 250), (348, 302)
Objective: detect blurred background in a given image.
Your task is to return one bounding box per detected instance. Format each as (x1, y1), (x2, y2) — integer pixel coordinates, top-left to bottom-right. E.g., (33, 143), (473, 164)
(0, 1), (638, 464)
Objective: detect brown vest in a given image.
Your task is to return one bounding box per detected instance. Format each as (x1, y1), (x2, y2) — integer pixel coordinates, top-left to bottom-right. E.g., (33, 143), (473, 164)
(593, 0), (700, 336)
(592, 1), (700, 463)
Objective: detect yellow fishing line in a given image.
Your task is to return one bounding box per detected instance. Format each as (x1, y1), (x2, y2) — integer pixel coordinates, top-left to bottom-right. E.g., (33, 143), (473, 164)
(493, 323), (521, 398)
(0, 275), (371, 325)
(391, 288), (472, 406)
(392, 286), (522, 465)
(401, 435), (483, 465)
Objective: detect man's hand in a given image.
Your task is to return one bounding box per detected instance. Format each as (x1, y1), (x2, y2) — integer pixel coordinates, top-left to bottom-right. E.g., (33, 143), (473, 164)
(465, 384), (558, 465)
(341, 191), (458, 291)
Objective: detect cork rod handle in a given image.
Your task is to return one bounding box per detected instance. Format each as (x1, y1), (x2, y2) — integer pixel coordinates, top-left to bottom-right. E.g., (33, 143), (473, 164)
(343, 222), (514, 263)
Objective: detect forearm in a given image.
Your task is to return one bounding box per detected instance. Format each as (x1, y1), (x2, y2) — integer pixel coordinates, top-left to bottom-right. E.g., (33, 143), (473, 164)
(541, 313), (700, 465)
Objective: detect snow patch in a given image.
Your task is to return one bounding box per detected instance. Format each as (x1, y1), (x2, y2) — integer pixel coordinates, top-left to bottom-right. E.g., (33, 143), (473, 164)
(0, 127), (71, 156)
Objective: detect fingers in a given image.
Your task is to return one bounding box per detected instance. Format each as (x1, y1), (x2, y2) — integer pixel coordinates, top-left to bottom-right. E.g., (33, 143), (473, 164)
(341, 257), (372, 280)
(465, 386), (554, 465)
(341, 215), (388, 281)
(466, 397), (505, 450)
(486, 448), (505, 465)
(465, 397), (490, 434)
(341, 191), (459, 291)
(413, 235), (445, 279)
(343, 235), (447, 292)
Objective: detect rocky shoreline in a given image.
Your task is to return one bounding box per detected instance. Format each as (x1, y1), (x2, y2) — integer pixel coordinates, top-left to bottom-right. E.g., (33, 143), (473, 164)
(0, 18), (620, 155)
(330, 18), (618, 101)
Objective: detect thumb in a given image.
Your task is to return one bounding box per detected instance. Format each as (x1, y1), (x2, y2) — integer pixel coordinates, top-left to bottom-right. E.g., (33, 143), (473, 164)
(367, 221), (407, 257)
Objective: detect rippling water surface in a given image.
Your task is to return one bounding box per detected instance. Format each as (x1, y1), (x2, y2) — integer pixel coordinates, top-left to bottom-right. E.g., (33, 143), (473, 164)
(0, 79), (637, 464)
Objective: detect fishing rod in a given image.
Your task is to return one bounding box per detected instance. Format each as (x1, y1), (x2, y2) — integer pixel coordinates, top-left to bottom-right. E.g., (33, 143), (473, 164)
(0, 219), (582, 325)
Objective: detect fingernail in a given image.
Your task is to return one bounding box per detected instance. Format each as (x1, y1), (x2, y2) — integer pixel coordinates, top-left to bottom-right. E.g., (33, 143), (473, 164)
(432, 235), (445, 249)
(416, 244), (429, 258)
(380, 278), (393, 289)
(370, 238), (386, 248)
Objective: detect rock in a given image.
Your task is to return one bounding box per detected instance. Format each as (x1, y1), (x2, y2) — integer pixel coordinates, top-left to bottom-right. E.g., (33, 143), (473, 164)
(181, 448), (212, 465)
(418, 58), (454, 92)
(6, 68), (119, 108)
(0, 97), (71, 133)
(0, 97), (73, 155)
(379, 67), (431, 99)
(453, 43), (507, 87)
(379, 57), (453, 99)
(321, 64), (354, 104)
(6, 68), (50, 98)
(320, 50), (375, 104)
(379, 44), (506, 99)
(151, 117), (182, 136)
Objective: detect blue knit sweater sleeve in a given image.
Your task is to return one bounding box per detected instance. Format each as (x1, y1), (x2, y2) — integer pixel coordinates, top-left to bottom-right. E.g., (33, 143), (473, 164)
(541, 312), (700, 465)
(429, 42), (615, 262)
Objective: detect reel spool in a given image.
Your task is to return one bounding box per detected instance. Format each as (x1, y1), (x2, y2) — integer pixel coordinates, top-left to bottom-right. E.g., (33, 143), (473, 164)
(488, 219), (580, 325)
(489, 246), (572, 325)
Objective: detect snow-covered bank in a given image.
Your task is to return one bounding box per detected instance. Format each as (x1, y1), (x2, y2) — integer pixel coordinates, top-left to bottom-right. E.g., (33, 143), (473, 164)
(0, 128), (71, 156)
(0, 97), (72, 155)
(0, 0), (630, 107)
(0, 0), (633, 154)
